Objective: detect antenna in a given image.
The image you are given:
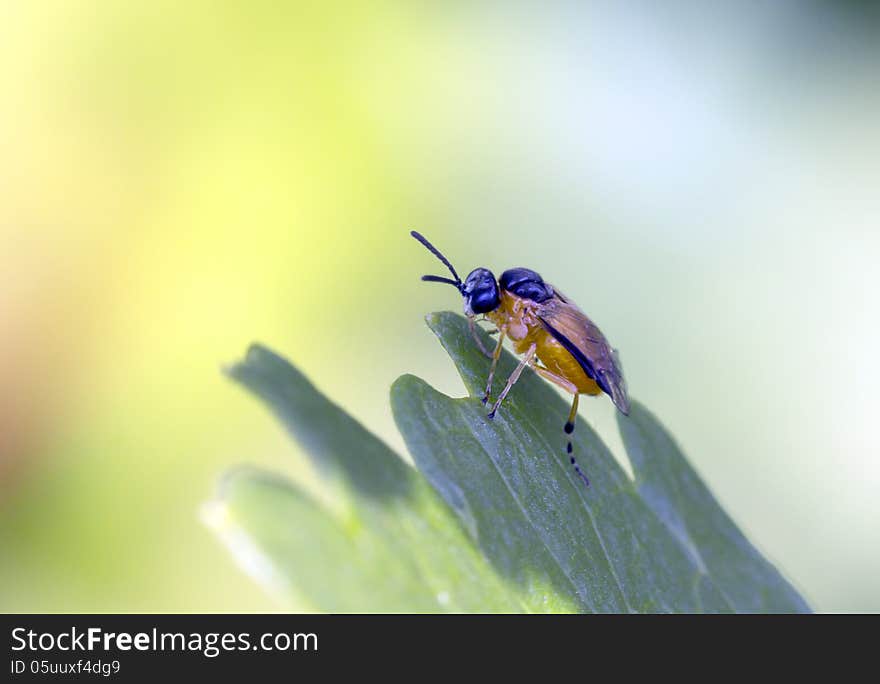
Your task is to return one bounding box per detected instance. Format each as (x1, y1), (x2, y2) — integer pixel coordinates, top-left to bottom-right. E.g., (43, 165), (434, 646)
(421, 274), (461, 287)
(410, 231), (462, 290)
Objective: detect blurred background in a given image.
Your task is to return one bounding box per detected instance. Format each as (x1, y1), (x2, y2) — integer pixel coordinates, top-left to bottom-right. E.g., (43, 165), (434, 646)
(1, 1), (878, 612)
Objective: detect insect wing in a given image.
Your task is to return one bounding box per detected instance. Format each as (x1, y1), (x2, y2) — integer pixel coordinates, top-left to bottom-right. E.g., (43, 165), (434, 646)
(537, 294), (630, 415)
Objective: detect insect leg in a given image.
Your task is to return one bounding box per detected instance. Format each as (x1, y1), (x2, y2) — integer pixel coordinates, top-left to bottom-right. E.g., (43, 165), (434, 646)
(468, 315), (494, 359)
(482, 325), (507, 405)
(487, 342), (536, 419)
(532, 365), (590, 488)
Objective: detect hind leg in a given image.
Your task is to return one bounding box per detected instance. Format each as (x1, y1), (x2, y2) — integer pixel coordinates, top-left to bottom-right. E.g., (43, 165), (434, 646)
(532, 364), (578, 395)
(532, 365), (590, 488)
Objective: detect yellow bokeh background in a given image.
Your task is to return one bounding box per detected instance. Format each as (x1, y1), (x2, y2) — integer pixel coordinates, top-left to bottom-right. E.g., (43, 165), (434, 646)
(1, 2), (878, 612)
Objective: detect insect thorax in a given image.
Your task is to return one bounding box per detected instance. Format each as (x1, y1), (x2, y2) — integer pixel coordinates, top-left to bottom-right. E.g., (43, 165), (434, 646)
(486, 291), (543, 341)
(499, 268), (555, 303)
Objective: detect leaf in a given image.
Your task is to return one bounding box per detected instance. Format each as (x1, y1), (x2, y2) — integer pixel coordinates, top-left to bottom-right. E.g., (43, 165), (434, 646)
(617, 403), (810, 612)
(207, 312), (809, 613)
(206, 344), (525, 612)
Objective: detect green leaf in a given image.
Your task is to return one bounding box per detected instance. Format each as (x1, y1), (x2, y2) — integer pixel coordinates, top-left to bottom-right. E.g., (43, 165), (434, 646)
(617, 403), (809, 612)
(206, 344), (525, 612)
(207, 312), (809, 613)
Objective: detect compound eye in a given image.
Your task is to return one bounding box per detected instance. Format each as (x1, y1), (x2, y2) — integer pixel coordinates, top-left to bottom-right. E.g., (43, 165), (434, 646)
(469, 282), (500, 314)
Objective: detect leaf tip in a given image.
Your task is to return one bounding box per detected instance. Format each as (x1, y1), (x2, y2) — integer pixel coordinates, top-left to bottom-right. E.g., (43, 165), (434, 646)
(424, 309), (463, 332)
(201, 470), (293, 602)
(390, 371), (419, 391)
(390, 373), (434, 413)
(223, 342), (268, 378)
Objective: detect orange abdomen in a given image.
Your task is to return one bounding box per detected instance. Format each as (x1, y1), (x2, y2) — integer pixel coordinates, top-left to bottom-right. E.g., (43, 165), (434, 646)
(515, 326), (603, 396)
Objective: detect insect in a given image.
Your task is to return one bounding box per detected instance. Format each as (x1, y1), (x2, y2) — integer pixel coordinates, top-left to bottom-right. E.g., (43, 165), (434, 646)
(411, 230), (630, 488)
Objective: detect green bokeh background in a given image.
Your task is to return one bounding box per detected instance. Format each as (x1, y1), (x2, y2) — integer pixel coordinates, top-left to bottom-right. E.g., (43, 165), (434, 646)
(1, 2), (878, 612)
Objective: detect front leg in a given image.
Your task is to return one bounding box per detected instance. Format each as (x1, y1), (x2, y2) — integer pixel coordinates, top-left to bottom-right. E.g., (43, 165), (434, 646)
(482, 325), (507, 404)
(468, 315), (494, 358)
